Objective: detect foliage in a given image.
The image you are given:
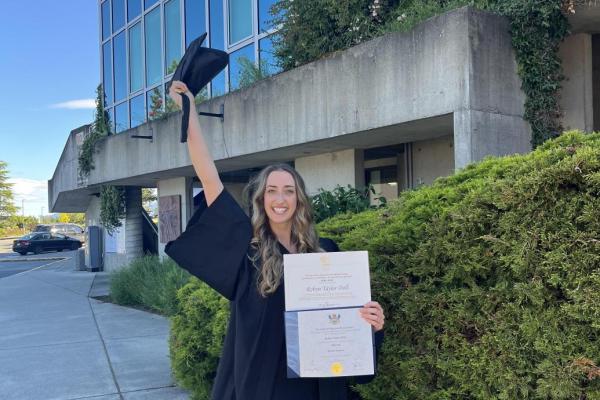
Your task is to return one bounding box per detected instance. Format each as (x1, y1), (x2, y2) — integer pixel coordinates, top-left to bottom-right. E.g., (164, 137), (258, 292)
(0, 161), (17, 218)
(58, 213), (85, 225)
(237, 57), (272, 89)
(317, 131), (600, 399)
(170, 278), (229, 400)
(311, 184), (387, 223)
(142, 188), (158, 218)
(78, 84), (110, 178)
(271, 0), (570, 147)
(110, 255), (191, 316)
(100, 185), (125, 235)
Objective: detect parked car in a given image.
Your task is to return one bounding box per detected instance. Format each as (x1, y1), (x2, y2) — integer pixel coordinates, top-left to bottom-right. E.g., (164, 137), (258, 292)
(34, 223), (85, 243)
(12, 232), (83, 255)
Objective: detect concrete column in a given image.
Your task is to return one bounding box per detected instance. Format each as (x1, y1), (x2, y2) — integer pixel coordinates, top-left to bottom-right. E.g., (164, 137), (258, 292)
(157, 177), (193, 257)
(593, 34), (599, 132)
(85, 195), (102, 270)
(295, 149), (364, 195)
(125, 187), (143, 263)
(559, 33), (594, 132)
(453, 110), (531, 170)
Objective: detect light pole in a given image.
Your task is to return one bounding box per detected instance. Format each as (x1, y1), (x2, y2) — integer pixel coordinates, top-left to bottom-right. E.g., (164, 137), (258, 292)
(40, 206), (45, 223)
(21, 199), (25, 233)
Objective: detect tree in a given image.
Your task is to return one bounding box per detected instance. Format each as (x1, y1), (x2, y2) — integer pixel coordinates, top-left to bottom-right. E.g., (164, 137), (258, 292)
(0, 161), (17, 218)
(58, 213), (86, 225)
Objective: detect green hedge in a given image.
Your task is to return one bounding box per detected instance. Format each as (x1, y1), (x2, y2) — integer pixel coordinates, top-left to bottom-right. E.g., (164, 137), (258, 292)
(110, 255), (190, 316)
(319, 131), (600, 399)
(169, 278), (229, 400)
(170, 131), (600, 399)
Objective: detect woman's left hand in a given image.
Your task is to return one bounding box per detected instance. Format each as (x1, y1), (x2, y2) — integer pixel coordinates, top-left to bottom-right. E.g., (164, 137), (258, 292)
(359, 301), (385, 332)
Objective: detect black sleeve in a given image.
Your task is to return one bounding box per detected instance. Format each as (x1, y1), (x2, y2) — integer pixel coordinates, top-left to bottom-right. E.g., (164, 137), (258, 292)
(165, 189), (252, 301)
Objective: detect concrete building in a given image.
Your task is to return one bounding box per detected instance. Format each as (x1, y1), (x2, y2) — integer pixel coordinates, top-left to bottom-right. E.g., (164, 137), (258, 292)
(49, 3), (600, 271)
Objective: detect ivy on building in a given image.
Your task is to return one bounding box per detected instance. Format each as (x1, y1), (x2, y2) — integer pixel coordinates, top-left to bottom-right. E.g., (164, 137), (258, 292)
(271, 0), (573, 147)
(100, 185), (125, 235)
(78, 84), (110, 178)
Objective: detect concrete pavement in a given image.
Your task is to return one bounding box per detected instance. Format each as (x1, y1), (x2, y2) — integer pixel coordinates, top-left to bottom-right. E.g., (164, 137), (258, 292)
(0, 251), (190, 400)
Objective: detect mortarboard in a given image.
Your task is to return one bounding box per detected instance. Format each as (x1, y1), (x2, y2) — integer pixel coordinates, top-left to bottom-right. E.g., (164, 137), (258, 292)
(170, 32), (229, 142)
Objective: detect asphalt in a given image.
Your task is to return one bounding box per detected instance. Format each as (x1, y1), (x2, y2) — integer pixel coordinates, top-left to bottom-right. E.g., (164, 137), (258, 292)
(0, 249), (190, 400)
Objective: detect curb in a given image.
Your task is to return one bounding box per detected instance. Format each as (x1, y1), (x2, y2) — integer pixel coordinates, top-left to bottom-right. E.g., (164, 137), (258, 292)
(0, 257), (68, 263)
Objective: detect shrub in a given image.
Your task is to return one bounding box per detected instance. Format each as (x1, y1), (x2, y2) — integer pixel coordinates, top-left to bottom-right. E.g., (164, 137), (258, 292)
(169, 278), (230, 400)
(311, 185), (386, 223)
(110, 255), (190, 316)
(319, 131), (600, 399)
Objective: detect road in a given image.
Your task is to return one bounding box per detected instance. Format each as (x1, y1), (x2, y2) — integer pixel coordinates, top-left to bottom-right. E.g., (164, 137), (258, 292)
(0, 237), (78, 278)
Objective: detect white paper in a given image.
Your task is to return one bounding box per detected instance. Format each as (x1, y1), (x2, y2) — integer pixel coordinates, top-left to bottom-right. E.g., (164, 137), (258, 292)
(283, 251), (371, 311)
(296, 307), (374, 377)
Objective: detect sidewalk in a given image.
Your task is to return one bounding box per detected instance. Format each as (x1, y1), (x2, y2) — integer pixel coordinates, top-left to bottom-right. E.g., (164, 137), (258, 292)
(0, 255), (190, 400)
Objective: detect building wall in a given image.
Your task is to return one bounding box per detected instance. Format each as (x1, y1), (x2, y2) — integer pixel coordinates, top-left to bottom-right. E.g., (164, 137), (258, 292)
(559, 33), (594, 132)
(593, 34), (600, 132)
(295, 149), (365, 195)
(411, 136), (455, 187)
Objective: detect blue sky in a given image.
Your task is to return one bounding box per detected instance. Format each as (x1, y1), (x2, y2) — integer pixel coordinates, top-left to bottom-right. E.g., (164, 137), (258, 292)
(0, 1), (99, 216)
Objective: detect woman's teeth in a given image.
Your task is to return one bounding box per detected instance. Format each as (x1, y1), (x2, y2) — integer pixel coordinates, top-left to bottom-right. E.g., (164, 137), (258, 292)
(273, 207), (287, 215)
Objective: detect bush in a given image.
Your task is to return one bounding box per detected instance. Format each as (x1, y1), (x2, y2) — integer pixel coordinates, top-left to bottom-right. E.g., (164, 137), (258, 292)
(319, 131), (600, 399)
(169, 278), (229, 400)
(110, 255), (190, 316)
(311, 185), (386, 223)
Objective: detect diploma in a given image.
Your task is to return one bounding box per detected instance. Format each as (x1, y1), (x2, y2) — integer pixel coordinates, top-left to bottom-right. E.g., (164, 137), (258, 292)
(285, 307), (375, 378)
(283, 251), (371, 311)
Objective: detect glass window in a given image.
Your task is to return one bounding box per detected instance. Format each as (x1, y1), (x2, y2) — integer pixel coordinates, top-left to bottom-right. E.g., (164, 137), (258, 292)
(258, 0), (277, 32)
(145, 0), (159, 9)
(145, 7), (162, 86)
(130, 94), (146, 128)
(127, 0), (142, 21)
(229, 44), (254, 91)
(107, 108), (115, 134)
(209, 0), (224, 50)
(366, 166), (398, 204)
(147, 86), (164, 120)
(259, 35), (280, 76)
(211, 71), (225, 97)
(185, 0), (206, 48)
(228, 0), (252, 44)
(112, 0), (126, 32)
(102, 41), (114, 106)
(102, 0), (111, 40)
(165, 0), (182, 75)
(113, 31), (127, 102)
(129, 23), (143, 93)
(115, 102), (129, 133)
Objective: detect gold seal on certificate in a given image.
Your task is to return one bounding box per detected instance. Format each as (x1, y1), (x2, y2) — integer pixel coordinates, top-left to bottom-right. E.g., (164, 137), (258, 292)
(283, 251), (375, 378)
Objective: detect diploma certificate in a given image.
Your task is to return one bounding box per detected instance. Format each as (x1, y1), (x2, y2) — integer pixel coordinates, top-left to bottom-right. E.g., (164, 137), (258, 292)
(283, 251), (371, 311)
(285, 307), (375, 378)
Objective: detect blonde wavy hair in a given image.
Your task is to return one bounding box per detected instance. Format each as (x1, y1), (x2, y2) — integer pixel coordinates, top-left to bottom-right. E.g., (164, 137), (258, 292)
(245, 164), (322, 297)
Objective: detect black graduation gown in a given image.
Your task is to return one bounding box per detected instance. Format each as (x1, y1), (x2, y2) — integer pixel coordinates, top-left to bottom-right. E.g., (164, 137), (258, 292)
(165, 189), (383, 400)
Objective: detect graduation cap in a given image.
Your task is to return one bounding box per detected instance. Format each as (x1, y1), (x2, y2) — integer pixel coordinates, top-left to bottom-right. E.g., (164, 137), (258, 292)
(171, 32), (229, 142)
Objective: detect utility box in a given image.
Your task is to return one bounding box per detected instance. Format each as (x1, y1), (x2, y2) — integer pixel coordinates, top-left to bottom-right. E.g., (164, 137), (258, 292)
(76, 248), (86, 271)
(87, 225), (103, 272)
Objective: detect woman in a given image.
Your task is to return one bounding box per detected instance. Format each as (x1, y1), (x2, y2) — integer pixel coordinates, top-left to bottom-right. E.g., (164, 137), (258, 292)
(165, 81), (385, 400)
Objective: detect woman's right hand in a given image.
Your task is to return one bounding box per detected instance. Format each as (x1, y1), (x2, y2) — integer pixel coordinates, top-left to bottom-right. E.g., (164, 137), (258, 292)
(168, 80), (195, 110)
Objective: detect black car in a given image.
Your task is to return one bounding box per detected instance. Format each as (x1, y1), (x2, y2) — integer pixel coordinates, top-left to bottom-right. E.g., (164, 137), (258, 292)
(12, 233), (82, 255)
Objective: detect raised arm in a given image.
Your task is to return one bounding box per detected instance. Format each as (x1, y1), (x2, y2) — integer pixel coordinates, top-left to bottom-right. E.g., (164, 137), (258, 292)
(169, 81), (223, 206)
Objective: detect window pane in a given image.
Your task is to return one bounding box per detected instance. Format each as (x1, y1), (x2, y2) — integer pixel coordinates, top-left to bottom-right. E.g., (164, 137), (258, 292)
(147, 86), (164, 120)
(258, 0), (277, 32)
(209, 0), (224, 50)
(102, 41), (114, 106)
(107, 107), (115, 134)
(185, 0), (206, 48)
(130, 94), (146, 128)
(129, 23), (143, 92)
(145, 0), (159, 9)
(114, 31), (127, 101)
(259, 35), (280, 75)
(102, 1), (111, 40)
(228, 0), (252, 44)
(145, 7), (162, 86)
(127, 0), (142, 21)
(112, 0), (126, 32)
(165, 0), (182, 75)
(211, 70), (225, 97)
(229, 44), (254, 91)
(115, 102), (129, 133)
